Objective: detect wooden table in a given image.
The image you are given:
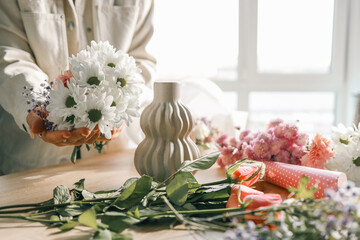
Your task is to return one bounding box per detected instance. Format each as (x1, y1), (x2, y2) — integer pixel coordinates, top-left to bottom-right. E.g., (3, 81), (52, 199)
(0, 150), (289, 240)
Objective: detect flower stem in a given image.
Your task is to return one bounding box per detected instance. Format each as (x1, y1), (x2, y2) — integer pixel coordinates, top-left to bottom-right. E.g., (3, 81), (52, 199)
(200, 179), (229, 186)
(0, 215), (66, 224)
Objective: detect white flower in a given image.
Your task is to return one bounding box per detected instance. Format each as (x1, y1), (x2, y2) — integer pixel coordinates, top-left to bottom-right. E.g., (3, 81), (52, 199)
(193, 121), (210, 141)
(76, 88), (116, 139)
(73, 61), (106, 88)
(87, 40), (116, 57)
(47, 79), (86, 130)
(326, 124), (360, 185)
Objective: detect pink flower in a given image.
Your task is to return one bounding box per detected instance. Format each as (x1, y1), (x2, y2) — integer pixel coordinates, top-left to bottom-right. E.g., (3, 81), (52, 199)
(217, 147), (243, 168)
(229, 137), (240, 148)
(244, 146), (258, 160)
(256, 132), (272, 143)
(269, 138), (281, 155)
(273, 150), (290, 163)
(291, 146), (306, 159)
(252, 139), (270, 159)
(56, 70), (73, 88)
(216, 134), (229, 147)
(294, 133), (308, 147)
(273, 124), (285, 138)
(300, 134), (334, 169)
(267, 118), (284, 129)
(282, 124), (298, 140)
(239, 130), (251, 141)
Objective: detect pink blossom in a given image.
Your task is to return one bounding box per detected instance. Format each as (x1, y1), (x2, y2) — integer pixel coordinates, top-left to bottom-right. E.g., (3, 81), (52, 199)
(239, 129), (251, 141)
(300, 134), (334, 169)
(273, 124), (285, 138)
(267, 118), (284, 129)
(229, 137), (240, 148)
(294, 133), (308, 147)
(217, 147), (243, 168)
(244, 146), (258, 160)
(273, 150), (290, 163)
(282, 124), (298, 140)
(269, 138), (281, 156)
(56, 70), (73, 88)
(216, 134), (229, 147)
(291, 146), (306, 160)
(256, 132), (272, 143)
(253, 139), (270, 159)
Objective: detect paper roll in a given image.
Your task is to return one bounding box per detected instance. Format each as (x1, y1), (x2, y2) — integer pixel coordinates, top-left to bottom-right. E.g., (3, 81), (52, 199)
(262, 161), (347, 199)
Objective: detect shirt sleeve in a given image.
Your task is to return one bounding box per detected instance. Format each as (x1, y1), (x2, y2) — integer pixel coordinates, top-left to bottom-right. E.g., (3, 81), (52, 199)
(0, 1), (48, 134)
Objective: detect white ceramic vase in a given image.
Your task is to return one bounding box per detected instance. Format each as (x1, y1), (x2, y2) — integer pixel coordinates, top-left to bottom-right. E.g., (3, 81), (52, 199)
(134, 82), (200, 181)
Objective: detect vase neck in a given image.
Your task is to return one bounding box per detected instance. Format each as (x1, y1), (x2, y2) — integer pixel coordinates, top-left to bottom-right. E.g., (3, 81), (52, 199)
(154, 82), (181, 102)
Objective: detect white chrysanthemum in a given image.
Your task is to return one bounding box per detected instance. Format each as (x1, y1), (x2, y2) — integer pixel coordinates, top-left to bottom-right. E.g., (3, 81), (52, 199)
(87, 40), (116, 58)
(74, 61), (106, 88)
(69, 49), (91, 70)
(47, 79), (86, 130)
(76, 88), (116, 139)
(326, 124), (360, 185)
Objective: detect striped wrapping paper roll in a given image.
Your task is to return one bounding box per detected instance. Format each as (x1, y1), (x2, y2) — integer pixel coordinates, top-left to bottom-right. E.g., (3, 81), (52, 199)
(262, 161), (347, 199)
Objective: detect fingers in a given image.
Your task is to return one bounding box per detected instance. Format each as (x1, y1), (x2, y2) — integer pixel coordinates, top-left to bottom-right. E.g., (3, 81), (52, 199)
(41, 130), (71, 146)
(97, 123), (125, 142)
(85, 130), (101, 144)
(26, 111), (45, 134)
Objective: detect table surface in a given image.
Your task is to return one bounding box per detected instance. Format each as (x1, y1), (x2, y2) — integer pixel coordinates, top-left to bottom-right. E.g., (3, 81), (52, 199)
(0, 150), (289, 240)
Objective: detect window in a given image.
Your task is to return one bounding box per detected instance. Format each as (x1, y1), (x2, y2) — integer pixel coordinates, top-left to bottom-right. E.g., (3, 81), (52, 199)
(150, 0), (349, 134)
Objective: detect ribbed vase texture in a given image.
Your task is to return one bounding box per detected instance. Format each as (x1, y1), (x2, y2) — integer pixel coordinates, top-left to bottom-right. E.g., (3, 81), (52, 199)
(134, 82), (200, 181)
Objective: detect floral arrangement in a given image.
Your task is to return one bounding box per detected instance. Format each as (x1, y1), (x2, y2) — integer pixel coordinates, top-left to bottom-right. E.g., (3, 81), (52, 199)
(191, 118), (220, 156)
(217, 119), (308, 167)
(326, 123), (360, 185)
(1, 154), (359, 240)
(23, 41), (143, 161)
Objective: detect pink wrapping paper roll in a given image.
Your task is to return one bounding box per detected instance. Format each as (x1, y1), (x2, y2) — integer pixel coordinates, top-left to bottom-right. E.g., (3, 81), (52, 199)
(262, 161), (347, 199)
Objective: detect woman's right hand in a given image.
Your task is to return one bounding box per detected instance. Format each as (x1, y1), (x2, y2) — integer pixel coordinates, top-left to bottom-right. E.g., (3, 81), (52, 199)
(26, 107), (100, 146)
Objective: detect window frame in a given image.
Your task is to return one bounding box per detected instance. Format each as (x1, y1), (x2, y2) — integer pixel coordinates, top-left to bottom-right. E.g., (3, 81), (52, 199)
(214, 0), (349, 124)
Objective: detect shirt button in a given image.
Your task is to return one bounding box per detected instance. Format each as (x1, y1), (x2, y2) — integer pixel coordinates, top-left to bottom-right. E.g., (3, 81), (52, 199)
(68, 21), (75, 31)
(87, 27), (92, 32)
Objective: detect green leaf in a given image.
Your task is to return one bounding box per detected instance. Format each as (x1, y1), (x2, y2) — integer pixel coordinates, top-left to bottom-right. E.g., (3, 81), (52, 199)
(93, 229), (112, 240)
(59, 221), (78, 231)
(225, 158), (248, 179)
(340, 138), (349, 145)
(179, 152), (220, 172)
(353, 156), (360, 167)
(71, 145), (82, 164)
(57, 205), (91, 217)
(288, 176), (318, 200)
(114, 176), (153, 209)
(53, 185), (71, 204)
(74, 178), (85, 190)
(112, 232), (133, 240)
(101, 212), (140, 233)
(166, 172), (189, 206)
(85, 144), (91, 151)
(78, 207), (98, 230)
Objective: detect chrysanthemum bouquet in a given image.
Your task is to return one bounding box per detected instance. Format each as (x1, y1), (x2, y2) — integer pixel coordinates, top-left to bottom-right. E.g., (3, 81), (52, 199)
(24, 41), (143, 162)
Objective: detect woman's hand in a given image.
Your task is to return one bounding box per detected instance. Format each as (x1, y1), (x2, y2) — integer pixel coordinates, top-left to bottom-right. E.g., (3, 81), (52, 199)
(97, 123), (126, 142)
(26, 107), (101, 146)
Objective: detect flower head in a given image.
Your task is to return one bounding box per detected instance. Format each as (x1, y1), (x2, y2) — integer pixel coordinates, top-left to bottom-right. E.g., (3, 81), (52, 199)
(300, 134), (334, 169)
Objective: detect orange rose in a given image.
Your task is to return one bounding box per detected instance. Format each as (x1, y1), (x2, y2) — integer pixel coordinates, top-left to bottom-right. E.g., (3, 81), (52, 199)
(232, 165), (260, 187)
(226, 184), (264, 208)
(243, 193), (282, 226)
